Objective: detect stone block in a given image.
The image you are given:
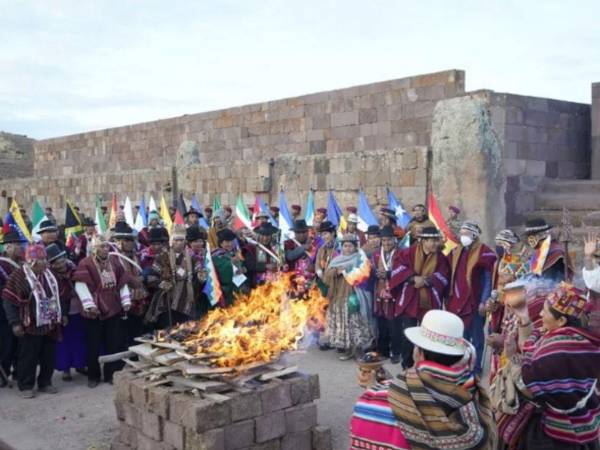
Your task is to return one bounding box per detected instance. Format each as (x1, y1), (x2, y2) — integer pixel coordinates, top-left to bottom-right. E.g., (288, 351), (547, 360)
(558, 161), (576, 178)
(230, 392), (263, 423)
(331, 125), (360, 140)
(311, 426), (332, 450)
(130, 378), (149, 408)
(255, 410), (286, 443)
(142, 410), (163, 441)
(169, 393), (195, 427)
(525, 160), (546, 177)
(314, 159), (329, 175)
(123, 403), (142, 429)
(401, 150), (418, 170)
(503, 159), (526, 176)
(242, 440), (281, 450)
(331, 111), (358, 127)
(288, 375), (311, 405)
(358, 108), (377, 124)
(310, 115), (330, 129)
(113, 370), (135, 403)
(115, 399), (126, 421)
(163, 421), (184, 450)
(148, 386), (171, 418)
(284, 403), (317, 433)
(260, 382), (292, 413)
(111, 437), (133, 450)
(118, 423), (138, 448)
(186, 398), (231, 434)
(224, 419), (255, 449)
(281, 431), (312, 450)
(309, 141), (326, 155)
(185, 429), (225, 450)
(308, 374), (320, 400)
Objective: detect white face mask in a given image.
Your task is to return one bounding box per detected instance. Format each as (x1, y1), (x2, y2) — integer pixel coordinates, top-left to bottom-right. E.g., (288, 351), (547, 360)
(460, 235), (474, 247)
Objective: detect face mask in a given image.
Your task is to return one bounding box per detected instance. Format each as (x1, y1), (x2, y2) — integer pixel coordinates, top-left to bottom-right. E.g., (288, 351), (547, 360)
(495, 246), (505, 258)
(460, 235), (473, 247)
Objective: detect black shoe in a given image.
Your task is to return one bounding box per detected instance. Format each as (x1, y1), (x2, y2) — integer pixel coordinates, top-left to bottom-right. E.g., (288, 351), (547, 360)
(318, 344), (331, 351)
(390, 355), (401, 365)
(87, 380), (99, 388)
(336, 348), (345, 354)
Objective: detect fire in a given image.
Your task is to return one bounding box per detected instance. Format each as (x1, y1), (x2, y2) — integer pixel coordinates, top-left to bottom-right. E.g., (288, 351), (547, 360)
(157, 274), (328, 368)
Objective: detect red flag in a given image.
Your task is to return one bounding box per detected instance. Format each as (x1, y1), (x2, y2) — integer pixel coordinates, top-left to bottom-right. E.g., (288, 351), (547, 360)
(174, 209), (185, 226)
(251, 195), (261, 228)
(108, 194), (118, 230)
(427, 192), (458, 255)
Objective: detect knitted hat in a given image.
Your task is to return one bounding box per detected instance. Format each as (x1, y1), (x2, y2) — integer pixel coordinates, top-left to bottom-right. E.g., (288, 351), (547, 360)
(26, 244), (47, 262)
(547, 282), (588, 319)
(347, 213), (359, 224)
(495, 229), (519, 244)
(340, 233), (359, 243)
(461, 220), (481, 237)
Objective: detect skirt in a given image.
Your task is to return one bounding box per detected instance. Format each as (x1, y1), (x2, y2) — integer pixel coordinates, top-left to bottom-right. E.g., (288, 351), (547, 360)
(55, 314), (87, 371)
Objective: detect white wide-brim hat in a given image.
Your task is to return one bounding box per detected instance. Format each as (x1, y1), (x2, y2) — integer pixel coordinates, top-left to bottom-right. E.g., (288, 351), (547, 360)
(404, 309), (466, 356)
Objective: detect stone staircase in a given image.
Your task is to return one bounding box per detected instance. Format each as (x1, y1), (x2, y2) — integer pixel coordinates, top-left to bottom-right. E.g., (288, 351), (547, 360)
(520, 179), (600, 267)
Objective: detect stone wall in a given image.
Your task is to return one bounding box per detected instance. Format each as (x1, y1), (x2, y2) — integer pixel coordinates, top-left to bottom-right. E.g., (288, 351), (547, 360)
(0, 132), (34, 179)
(592, 82), (600, 178)
(1, 69), (462, 217)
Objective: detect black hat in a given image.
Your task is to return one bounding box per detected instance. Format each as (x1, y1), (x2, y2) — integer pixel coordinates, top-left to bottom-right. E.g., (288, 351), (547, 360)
(113, 221), (134, 240)
(524, 218), (552, 235)
(149, 227), (169, 243)
(380, 225), (396, 238)
(82, 217), (96, 227)
(291, 219), (309, 233)
(184, 207), (203, 218)
(419, 226), (443, 239)
(186, 225), (207, 242)
(1, 229), (27, 244)
(38, 220), (58, 233)
(317, 221), (336, 233)
(366, 225), (381, 236)
(217, 228), (237, 243)
(254, 223), (279, 236)
(46, 243), (66, 263)
(379, 208), (397, 223)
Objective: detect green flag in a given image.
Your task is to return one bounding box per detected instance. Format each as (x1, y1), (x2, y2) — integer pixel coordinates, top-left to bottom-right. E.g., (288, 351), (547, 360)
(212, 194), (221, 213)
(95, 196), (107, 234)
(31, 200), (47, 241)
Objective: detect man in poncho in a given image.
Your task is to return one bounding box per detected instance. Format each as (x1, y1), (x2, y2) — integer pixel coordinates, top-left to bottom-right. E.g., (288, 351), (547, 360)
(2, 244), (67, 398)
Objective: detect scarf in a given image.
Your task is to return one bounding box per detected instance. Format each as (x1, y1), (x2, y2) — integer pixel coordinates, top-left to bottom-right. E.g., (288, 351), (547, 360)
(450, 241), (483, 296)
(23, 264), (61, 327)
(413, 243), (439, 309)
(388, 343), (496, 450)
(92, 256), (117, 289)
(328, 250), (374, 327)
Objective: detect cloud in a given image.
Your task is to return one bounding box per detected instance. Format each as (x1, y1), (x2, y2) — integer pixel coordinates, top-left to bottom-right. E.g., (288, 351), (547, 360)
(0, 0), (598, 138)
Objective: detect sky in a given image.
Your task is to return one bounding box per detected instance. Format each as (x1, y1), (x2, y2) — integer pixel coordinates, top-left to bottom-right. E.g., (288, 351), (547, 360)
(1, 0), (599, 139)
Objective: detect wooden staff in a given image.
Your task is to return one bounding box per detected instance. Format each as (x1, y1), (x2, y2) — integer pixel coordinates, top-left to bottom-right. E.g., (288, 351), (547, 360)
(560, 206), (573, 282)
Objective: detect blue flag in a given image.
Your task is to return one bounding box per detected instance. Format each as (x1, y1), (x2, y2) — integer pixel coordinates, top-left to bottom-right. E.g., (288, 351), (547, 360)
(191, 195), (210, 229)
(3, 211), (29, 245)
(387, 188), (411, 229)
(258, 195), (278, 228)
(326, 191), (343, 228)
(357, 189), (379, 232)
(278, 190), (294, 247)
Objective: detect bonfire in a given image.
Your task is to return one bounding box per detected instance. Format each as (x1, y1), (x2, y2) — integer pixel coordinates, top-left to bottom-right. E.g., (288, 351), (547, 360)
(156, 274), (327, 368)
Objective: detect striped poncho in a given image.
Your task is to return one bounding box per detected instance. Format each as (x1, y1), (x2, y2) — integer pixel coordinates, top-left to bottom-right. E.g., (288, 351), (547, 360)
(350, 348), (495, 450)
(521, 326), (600, 444)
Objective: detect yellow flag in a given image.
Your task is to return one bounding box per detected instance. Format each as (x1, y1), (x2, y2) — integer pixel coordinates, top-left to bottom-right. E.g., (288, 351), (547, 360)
(160, 196), (173, 233)
(9, 200), (33, 243)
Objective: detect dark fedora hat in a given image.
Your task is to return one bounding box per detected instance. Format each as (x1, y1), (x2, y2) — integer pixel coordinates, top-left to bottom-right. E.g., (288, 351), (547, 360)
(317, 221), (336, 233)
(149, 227), (169, 243)
(113, 221), (135, 240)
(254, 223), (279, 236)
(38, 220), (58, 233)
(291, 219), (309, 233)
(1, 229), (27, 244)
(46, 243), (67, 263)
(186, 225), (207, 242)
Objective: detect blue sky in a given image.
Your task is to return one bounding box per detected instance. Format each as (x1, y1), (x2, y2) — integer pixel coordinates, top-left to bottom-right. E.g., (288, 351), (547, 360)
(1, 0), (599, 139)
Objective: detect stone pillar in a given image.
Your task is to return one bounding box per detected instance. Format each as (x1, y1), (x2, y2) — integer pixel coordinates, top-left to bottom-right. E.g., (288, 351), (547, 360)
(430, 93), (506, 244)
(592, 83), (600, 179)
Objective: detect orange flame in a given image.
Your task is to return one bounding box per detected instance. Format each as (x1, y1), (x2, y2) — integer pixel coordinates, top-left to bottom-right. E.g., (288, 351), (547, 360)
(158, 273), (327, 368)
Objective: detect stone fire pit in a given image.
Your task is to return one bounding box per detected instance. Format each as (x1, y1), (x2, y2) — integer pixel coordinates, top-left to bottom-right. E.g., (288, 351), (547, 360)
(111, 368), (332, 450)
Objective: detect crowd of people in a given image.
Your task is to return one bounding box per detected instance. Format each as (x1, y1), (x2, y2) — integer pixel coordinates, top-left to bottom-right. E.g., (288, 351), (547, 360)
(3, 196), (600, 448)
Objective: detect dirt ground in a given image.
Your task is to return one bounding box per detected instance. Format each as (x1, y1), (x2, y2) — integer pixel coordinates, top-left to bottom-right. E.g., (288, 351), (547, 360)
(0, 347), (387, 450)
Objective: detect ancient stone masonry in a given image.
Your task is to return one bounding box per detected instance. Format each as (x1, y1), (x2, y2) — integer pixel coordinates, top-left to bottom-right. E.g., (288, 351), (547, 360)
(112, 368), (332, 450)
(0, 69), (464, 216)
(0, 69), (596, 233)
(0, 132), (34, 179)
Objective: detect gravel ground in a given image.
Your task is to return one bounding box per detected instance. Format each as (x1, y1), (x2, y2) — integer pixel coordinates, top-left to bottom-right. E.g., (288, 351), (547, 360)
(0, 347), (390, 450)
